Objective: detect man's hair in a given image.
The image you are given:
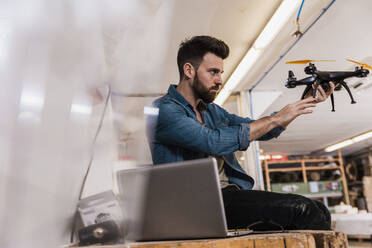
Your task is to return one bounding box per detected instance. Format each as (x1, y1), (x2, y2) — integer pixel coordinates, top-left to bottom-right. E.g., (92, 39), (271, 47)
(177, 35), (229, 80)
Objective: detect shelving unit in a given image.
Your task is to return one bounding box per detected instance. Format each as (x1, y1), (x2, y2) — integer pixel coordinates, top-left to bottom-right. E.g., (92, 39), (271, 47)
(262, 150), (350, 205)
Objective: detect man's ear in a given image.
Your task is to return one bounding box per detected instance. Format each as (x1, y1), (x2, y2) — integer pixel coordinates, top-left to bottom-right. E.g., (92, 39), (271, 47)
(183, 62), (195, 80)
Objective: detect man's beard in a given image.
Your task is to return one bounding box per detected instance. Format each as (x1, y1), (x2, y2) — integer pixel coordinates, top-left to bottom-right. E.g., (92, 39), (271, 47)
(192, 74), (218, 103)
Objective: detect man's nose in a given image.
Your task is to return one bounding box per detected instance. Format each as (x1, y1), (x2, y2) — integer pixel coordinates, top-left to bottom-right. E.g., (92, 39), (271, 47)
(215, 74), (222, 85)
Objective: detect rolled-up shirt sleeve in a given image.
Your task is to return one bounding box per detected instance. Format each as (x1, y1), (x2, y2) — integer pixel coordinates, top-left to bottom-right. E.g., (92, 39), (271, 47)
(238, 123), (251, 151)
(219, 106), (285, 142)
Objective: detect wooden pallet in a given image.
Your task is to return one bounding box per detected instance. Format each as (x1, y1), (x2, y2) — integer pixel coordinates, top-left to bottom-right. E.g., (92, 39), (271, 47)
(82, 230), (348, 248)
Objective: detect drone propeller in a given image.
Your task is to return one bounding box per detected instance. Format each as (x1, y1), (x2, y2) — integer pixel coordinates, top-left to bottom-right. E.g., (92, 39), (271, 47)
(346, 59), (372, 70)
(285, 59), (336, 64)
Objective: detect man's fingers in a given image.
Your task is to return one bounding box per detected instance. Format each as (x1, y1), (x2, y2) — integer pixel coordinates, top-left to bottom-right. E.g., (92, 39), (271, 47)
(300, 109), (313, 114)
(318, 85), (326, 98)
(329, 81), (336, 91)
(299, 97), (317, 104)
(328, 82), (338, 95)
(294, 97), (312, 105)
(299, 103), (317, 109)
(295, 97), (317, 106)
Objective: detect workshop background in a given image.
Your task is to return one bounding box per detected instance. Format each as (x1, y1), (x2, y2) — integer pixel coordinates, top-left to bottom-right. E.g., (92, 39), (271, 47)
(0, 0), (371, 247)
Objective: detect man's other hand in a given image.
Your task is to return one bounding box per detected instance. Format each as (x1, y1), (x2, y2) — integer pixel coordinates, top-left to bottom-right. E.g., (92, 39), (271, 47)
(304, 81), (337, 103)
(272, 97), (317, 128)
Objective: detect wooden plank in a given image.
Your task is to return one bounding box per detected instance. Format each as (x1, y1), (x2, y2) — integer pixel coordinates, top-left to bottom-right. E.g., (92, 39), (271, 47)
(131, 241), (212, 248)
(267, 167), (342, 172)
(264, 160), (271, 191)
(214, 237), (254, 248)
(266, 158), (339, 164)
(126, 238), (254, 248)
(305, 166), (341, 171)
(254, 236), (285, 248)
(128, 236), (257, 248)
(106, 233), (315, 248)
(268, 167), (302, 172)
(75, 231), (351, 248)
(305, 233), (317, 248)
(301, 160), (308, 183)
(338, 149), (350, 205)
(284, 233), (312, 248)
(329, 232), (348, 248)
(252, 233), (316, 248)
(288, 230), (348, 248)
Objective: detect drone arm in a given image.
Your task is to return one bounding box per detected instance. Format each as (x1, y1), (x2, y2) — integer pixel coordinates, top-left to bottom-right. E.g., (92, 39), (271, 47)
(286, 75), (317, 88)
(297, 76), (317, 86)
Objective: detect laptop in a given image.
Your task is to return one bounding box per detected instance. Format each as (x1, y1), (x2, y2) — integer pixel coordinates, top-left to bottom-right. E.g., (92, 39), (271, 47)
(116, 158), (252, 241)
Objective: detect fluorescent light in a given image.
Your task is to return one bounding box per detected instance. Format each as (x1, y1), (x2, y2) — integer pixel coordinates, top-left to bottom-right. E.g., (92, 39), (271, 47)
(226, 49), (262, 92)
(325, 130), (372, 152)
(214, 0), (300, 105)
(259, 154), (270, 160)
(144, 106), (159, 116)
(20, 95), (44, 108)
(272, 155), (283, 160)
(71, 104), (92, 115)
(254, 0), (300, 50)
(20, 92), (44, 109)
(352, 131), (372, 142)
(325, 139), (353, 152)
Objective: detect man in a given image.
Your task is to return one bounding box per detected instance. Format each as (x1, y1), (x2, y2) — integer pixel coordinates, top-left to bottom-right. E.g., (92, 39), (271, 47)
(147, 35), (335, 230)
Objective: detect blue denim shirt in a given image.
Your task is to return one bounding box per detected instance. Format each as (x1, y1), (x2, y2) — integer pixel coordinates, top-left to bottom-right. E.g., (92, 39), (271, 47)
(146, 85), (285, 190)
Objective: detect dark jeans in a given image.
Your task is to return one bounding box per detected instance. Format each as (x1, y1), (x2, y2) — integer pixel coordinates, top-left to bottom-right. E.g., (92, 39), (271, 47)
(222, 186), (331, 231)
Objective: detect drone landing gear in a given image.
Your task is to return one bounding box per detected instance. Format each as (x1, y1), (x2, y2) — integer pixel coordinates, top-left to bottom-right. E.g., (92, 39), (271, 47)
(300, 85), (312, 100)
(330, 93), (335, 112)
(300, 80), (337, 111)
(339, 80), (357, 104)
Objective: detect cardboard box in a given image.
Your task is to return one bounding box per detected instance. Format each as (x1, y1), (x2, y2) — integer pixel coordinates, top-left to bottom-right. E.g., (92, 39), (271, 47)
(363, 176), (372, 197)
(271, 182), (308, 194)
(366, 200), (372, 212)
(271, 181), (342, 194)
(78, 190), (123, 227)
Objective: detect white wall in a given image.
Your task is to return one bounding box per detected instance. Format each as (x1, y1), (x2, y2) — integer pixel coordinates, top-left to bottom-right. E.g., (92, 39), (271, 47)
(0, 1), (117, 247)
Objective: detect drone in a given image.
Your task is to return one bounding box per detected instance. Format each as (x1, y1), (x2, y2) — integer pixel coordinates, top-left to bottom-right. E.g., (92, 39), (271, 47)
(285, 59), (371, 111)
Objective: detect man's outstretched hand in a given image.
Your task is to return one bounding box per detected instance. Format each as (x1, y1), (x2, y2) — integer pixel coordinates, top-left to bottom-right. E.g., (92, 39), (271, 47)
(304, 82), (337, 103)
(250, 82), (337, 141)
(272, 97), (317, 128)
